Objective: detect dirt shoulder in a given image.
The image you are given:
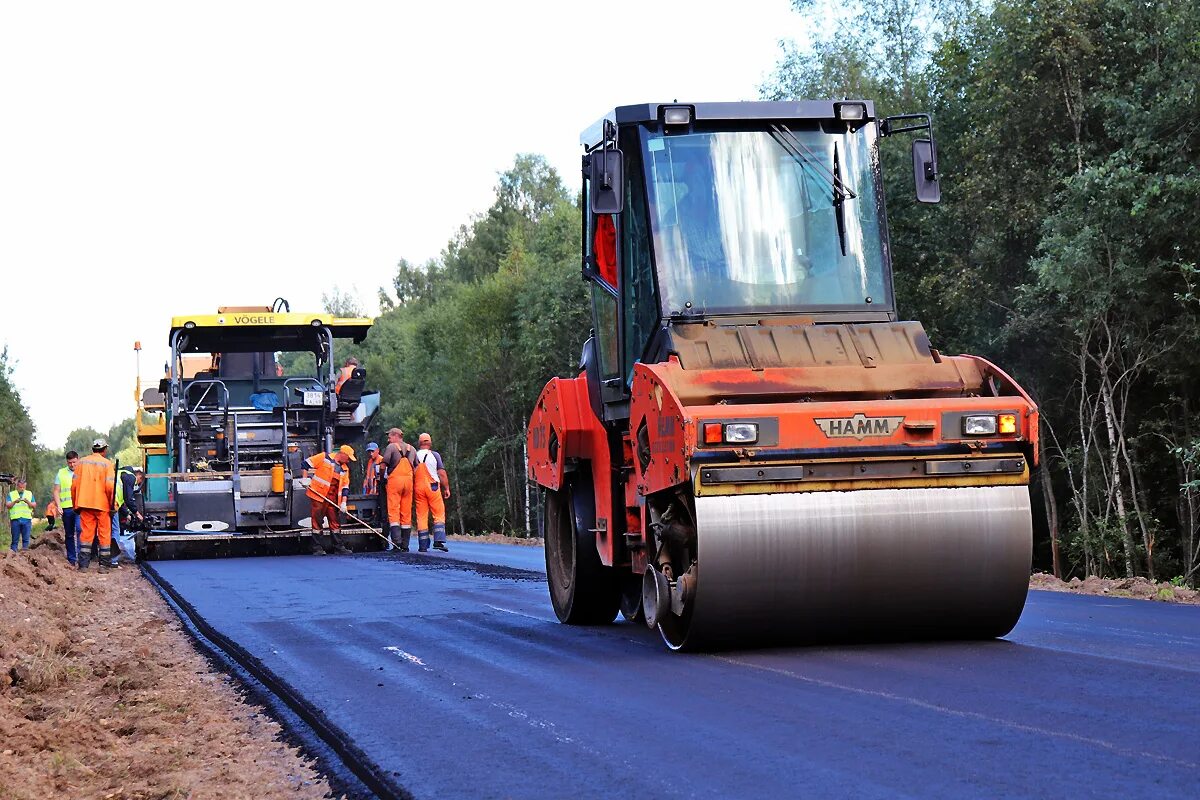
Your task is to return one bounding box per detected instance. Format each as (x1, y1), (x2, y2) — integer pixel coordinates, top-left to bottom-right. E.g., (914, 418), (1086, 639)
(0, 535), (334, 800)
(1030, 571), (1200, 604)
(449, 533), (543, 546)
(449, 536), (1200, 606)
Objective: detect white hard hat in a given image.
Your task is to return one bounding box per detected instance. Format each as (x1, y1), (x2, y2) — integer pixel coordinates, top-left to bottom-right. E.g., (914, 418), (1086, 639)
(92, 437), (108, 450)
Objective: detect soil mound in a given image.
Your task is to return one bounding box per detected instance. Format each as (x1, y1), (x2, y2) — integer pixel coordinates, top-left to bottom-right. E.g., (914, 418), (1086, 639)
(0, 550), (334, 799)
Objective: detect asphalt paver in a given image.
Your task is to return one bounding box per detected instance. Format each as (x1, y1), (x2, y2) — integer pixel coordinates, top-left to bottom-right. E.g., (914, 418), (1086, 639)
(151, 546), (1200, 799)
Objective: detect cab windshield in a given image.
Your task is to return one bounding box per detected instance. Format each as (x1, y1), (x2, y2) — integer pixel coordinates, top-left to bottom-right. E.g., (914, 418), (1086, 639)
(641, 124), (889, 315)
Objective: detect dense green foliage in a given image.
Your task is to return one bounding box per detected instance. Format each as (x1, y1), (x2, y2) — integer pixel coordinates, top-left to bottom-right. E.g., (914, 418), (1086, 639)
(764, 0), (1200, 581)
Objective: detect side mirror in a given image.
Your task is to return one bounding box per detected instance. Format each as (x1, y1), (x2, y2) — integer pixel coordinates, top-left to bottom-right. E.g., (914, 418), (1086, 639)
(912, 139), (941, 204)
(588, 150), (624, 214)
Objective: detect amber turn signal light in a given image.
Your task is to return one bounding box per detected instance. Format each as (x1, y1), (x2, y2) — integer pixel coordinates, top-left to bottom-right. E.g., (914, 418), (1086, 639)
(703, 423), (723, 444)
(998, 414), (1018, 434)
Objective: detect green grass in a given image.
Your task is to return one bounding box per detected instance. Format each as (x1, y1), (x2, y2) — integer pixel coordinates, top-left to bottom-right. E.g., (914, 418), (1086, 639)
(1, 518), (46, 551)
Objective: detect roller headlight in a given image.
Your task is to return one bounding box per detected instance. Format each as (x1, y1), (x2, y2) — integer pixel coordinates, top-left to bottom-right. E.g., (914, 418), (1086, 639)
(962, 415), (997, 436)
(724, 423), (758, 444)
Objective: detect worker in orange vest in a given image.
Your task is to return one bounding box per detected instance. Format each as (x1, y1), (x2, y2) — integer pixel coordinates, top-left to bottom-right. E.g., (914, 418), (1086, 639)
(414, 432), (451, 552)
(380, 428), (417, 551)
(73, 438), (117, 571)
(334, 357), (359, 395)
(361, 441), (385, 529)
(302, 444), (355, 555)
(362, 442), (384, 494)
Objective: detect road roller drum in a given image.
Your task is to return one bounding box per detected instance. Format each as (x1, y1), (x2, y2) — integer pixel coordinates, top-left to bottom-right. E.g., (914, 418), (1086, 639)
(659, 486), (1032, 650)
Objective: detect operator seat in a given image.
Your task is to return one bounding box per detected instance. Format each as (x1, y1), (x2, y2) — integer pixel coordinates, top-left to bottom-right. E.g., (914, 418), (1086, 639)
(336, 367), (366, 407)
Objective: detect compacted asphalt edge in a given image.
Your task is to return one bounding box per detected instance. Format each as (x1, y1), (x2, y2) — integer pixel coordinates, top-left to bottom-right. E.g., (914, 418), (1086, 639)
(141, 561), (414, 800)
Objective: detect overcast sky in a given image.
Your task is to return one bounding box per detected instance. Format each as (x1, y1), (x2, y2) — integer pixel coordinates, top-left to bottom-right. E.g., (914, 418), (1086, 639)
(0, 0), (809, 448)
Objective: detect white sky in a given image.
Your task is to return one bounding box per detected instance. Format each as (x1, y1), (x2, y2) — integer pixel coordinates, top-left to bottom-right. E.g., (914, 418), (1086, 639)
(0, 0), (809, 449)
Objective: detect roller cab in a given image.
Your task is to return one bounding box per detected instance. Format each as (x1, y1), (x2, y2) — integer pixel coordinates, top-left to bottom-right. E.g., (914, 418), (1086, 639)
(527, 102), (1037, 650)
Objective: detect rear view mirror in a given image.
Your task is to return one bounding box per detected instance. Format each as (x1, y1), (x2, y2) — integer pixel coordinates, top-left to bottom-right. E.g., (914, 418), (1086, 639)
(588, 150), (624, 214)
(912, 139), (941, 204)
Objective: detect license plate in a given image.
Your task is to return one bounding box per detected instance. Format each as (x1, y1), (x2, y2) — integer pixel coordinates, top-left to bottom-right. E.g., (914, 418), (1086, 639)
(303, 391), (323, 406)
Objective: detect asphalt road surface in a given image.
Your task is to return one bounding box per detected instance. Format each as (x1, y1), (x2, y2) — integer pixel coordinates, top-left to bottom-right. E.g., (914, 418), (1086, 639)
(150, 543), (1200, 799)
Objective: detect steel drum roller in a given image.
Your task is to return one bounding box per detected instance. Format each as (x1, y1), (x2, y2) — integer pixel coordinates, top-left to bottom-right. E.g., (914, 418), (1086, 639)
(664, 486), (1032, 650)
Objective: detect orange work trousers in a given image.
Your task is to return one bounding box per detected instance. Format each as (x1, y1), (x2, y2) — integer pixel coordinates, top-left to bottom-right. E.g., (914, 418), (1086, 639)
(77, 508), (112, 549)
(310, 490), (342, 532)
(414, 472), (445, 533)
(386, 470), (413, 527)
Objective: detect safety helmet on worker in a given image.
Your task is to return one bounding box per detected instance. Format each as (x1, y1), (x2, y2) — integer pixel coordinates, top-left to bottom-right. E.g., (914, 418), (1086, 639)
(92, 437), (108, 451)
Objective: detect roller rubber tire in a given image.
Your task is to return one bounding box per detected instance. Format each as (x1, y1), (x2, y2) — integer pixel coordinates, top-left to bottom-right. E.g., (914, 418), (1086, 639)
(544, 481), (619, 625)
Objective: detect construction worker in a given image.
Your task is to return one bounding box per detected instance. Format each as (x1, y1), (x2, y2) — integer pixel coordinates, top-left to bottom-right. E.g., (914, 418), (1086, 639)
(334, 356), (359, 395)
(52, 451), (81, 566)
(414, 432), (451, 552)
(113, 465), (143, 564)
(6, 477), (36, 552)
(380, 427), (417, 551)
(44, 497), (58, 532)
(362, 442), (383, 494)
(302, 444), (356, 555)
(73, 439), (116, 571)
(361, 441), (385, 533)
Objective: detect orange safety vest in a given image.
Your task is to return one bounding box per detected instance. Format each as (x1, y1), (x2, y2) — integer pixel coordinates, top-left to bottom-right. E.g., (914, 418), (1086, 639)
(72, 452), (116, 511)
(305, 452), (349, 502)
(334, 365), (356, 394)
(362, 451), (384, 493)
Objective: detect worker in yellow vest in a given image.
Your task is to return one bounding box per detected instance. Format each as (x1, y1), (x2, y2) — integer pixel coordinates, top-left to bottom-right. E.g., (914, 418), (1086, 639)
(6, 477), (36, 552)
(52, 451), (81, 566)
(113, 465), (143, 564)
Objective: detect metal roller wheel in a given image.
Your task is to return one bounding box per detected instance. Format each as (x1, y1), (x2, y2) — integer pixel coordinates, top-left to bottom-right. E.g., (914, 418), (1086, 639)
(619, 573), (645, 624)
(659, 485), (1033, 651)
(543, 474), (619, 625)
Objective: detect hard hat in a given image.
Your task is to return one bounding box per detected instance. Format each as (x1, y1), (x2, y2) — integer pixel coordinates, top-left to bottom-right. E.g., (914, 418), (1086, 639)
(92, 437), (108, 450)
(366, 441), (379, 452)
(338, 444), (357, 462)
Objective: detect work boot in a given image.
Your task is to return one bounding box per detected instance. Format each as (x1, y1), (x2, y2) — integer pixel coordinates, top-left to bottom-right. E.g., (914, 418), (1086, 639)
(432, 541), (449, 552)
(417, 533), (430, 552)
(77, 545), (91, 571)
(333, 544), (353, 555)
(399, 527), (412, 553)
(98, 552), (113, 573)
(432, 523), (448, 550)
(310, 535), (327, 556)
(385, 526), (397, 551)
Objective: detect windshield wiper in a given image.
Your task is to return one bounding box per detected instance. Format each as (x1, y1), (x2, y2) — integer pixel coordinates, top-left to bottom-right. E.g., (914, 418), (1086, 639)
(770, 124), (857, 256)
(832, 143), (849, 257)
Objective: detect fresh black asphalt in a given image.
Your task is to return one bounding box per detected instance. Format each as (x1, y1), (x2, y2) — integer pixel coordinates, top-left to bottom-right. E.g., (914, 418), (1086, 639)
(151, 543), (1200, 799)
